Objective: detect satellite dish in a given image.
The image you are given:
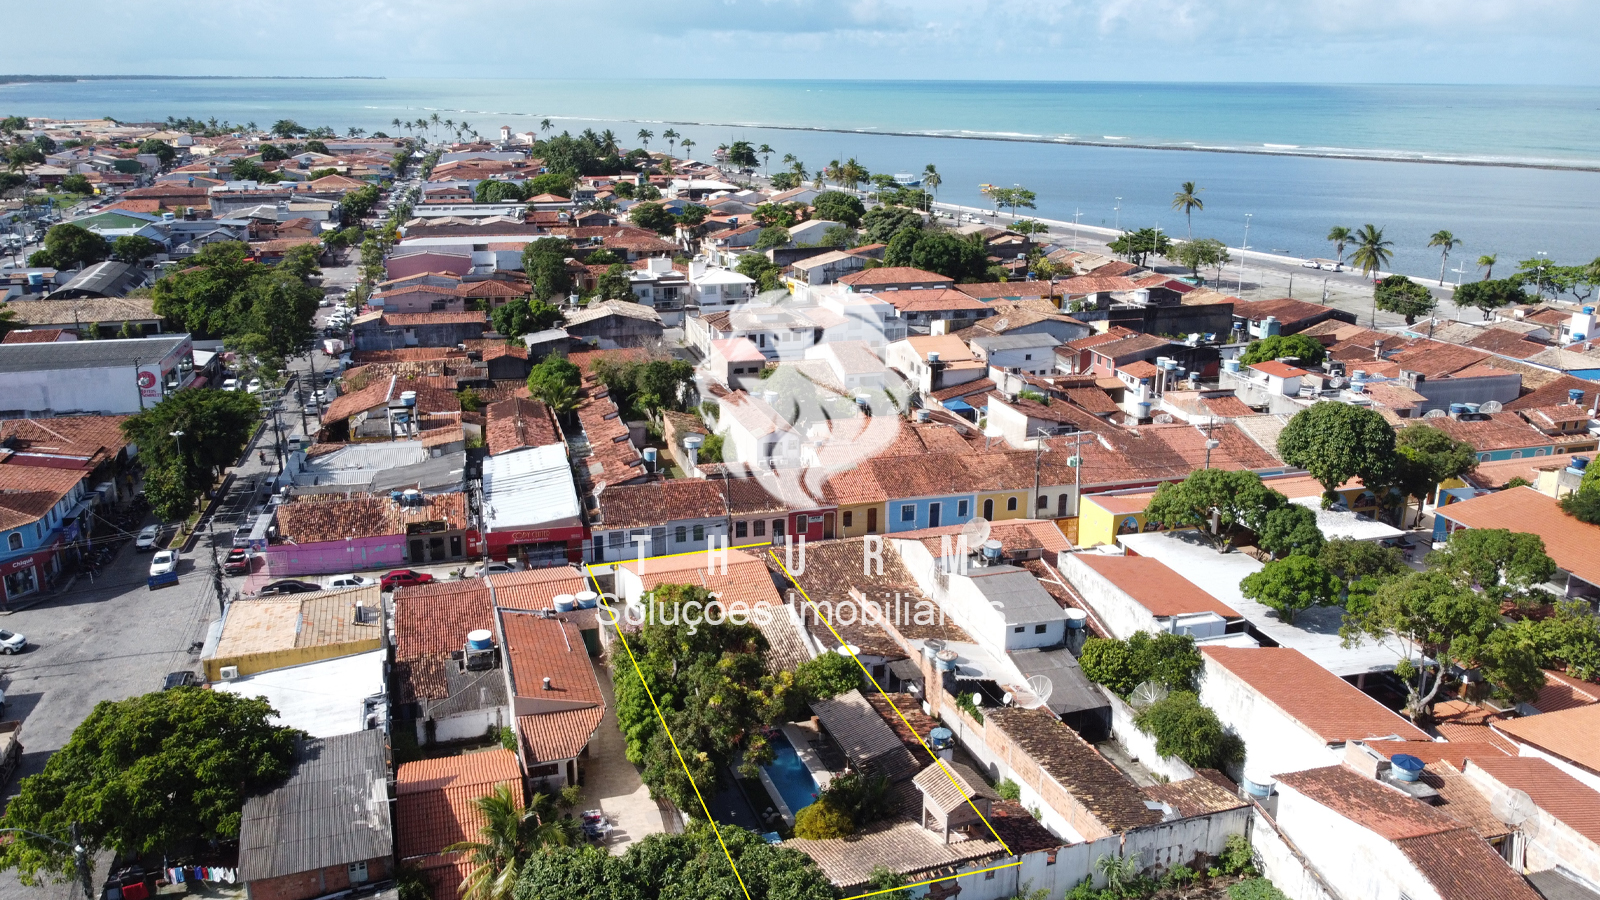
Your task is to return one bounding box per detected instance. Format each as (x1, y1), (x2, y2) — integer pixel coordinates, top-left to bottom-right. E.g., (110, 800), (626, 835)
(1480, 400), (1503, 413)
(1491, 789), (1541, 838)
(962, 517), (992, 547)
(1128, 680), (1169, 711)
(1152, 413), (1174, 424)
(1014, 675), (1054, 710)
(1423, 408), (1448, 419)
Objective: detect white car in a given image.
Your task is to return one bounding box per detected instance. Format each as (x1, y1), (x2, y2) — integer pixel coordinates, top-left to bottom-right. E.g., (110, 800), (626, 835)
(246, 378), (262, 394)
(135, 524), (161, 551)
(325, 574), (370, 589)
(221, 378), (240, 392)
(475, 561), (520, 577)
(149, 550), (179, 577)
(0, 629), (26, 655)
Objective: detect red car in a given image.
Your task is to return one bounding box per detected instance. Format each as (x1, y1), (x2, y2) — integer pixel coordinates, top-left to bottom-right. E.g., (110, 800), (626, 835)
(381, 569), (436, 590)
(223, 549), (252, 576)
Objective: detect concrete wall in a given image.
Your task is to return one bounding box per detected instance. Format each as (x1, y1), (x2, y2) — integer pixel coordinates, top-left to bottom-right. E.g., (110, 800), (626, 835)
(207, 640), (383, 682)
(1102, 687), (1198, 784)
(1248, 807), (1340, 900)
(1461, 762), (1600, 886)
(1198, 656), (1341, 782)
(1414, 374), (1522, 414)
(1274, 782), (1442, 900)
(419, 707), (505, 746)
(262, 536), (407, 577)
(0, 364), (142, 415)
(1057, 552), (1162, 640)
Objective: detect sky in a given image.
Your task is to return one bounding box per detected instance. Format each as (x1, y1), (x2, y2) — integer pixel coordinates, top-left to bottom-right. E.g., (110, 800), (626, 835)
(3, 0), (1598, 84)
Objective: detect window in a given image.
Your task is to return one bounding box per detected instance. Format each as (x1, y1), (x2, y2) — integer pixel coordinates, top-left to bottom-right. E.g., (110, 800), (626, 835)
(1006, 496), (1018, 511)
(842, 511), (853, 527)
(1024, 353), (1032, 360)
(609, 532), (624, 547)
(6, 533), (19, 551)
(1512, 450), (1523, 459)
(675, 526), (687, 543)
(693, 524), (704, 542)
(754, 519), (766, 537)
(1046, 851), (1058, 866)
(1037, 495), (1049, 510)
(901, 504), (916, 522)
(34, 523), (42, 540)
(1035, 624), (1048, 634)
(772, 519), (785, 537)
(736, 521), (748, 538)
(957, 500), (969, 517)
(1014, 626), (1025, 633)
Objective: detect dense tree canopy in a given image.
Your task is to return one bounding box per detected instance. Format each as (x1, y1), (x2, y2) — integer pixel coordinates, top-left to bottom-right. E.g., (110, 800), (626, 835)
(36, 223), (109, 269)
(111, 234), (160, 263)
(1144, 469), (1285, 551)
(491, 297), (563, 337)
(122, 388), (261, 520)
(1256, 503), (1324, 560)
(1079, 632), (1202, 697)
(150, 241), (321, 357)
(860, 205), (924, 244)
(1374, 274), (1436, 325)
(811, 191), (865, 227)
(0, 689), (298, 884)
(1277, 401), (1397, 500)
(1241, 555), (1340, 625)
(1453, 278), (1527, 319)
(629, 201), (675, 236)
(1238, 333), (1326, 367)
(1392, 424), (1478, 517)
(1134, 691), (1244, 770)
(521, 238), (575, 301)
(882, 228), (989, 283)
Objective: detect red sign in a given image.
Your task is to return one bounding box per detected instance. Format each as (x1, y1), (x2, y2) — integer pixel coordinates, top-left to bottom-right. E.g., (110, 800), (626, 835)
(137, 369), (161, 398)
(0, 555), (37, 577)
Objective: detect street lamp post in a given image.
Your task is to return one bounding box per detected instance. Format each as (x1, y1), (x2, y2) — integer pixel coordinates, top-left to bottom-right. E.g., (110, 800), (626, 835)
(1072, 209), (1082, 250)
(1237, 213), (1253, 294)
(1114, 197), (1122, 232)
(1535, 251), (1549, 299)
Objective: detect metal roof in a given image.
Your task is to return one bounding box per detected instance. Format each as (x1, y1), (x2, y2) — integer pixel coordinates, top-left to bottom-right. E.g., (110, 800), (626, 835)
(1008, 646), (1109, 717)
(810, 689), (920, 782)
(46, 260), (140, 299)
(0, 334), (188, 373)
(966, 565), (1067, 625)
(238, 730), (392, 882)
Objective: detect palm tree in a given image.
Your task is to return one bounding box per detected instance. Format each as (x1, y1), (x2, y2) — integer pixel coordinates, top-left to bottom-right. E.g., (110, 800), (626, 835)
(449, 786), (578, 900)
(637, 128), (652, 152)
(429, 113), (441, 140)
(444, 118), (456, 142)
(826, 159), (841, 187)
(679, 137), (694, 158)
(922, 164), (942, 200)
(540, 118), (553, 137)
(842, 158), (867, 191)
(601, 129), (618, 155)
(1171, 181), (1204, 238)
(758, 143), (773, 174)
(1428, 230), (1461, 286)
(1327, 225), (1352, 268)
(390, 118), (401, 135)
(1477, 253), (1498, 280)
(662, 128), (678, 157)
(1350, 224), (1393, 279)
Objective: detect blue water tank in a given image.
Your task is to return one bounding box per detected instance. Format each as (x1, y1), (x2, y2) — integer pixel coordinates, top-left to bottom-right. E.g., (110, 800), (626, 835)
(1391, 754), (1426, 783)
(553, 594), (577, 613)
(929, 727), (954, 750)
(575, 590), (599, 609)
(466, 629), (494, 651)
(1449, 403), (1469, 415)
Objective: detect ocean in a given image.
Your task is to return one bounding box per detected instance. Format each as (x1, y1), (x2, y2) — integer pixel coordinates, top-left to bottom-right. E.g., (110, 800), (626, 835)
(4, 78), (1598, 278)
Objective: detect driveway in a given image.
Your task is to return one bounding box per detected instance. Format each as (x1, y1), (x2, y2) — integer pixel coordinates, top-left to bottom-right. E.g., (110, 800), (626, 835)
(575, 658), (674, 853)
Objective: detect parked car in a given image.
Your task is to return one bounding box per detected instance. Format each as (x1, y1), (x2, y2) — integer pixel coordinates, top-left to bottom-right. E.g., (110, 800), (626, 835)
(258, 579), (322, 596)
(163, 671), (198, 690)
(148, 550), (178, 577)
(232, 524), (254, 549)
(0, 630), (27, 655)
(221, 378), (241, 392)
(135, 524), (162, 551)
(381, 569), (435, 590)
(325, 574), (371, 589)
(475, 561), (519, 576)
(222, 549), (252, 576)
(246, 378), (262, 394)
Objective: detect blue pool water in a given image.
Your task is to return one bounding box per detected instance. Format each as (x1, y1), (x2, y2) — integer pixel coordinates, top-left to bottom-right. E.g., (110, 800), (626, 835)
(763, 733), (820, 816)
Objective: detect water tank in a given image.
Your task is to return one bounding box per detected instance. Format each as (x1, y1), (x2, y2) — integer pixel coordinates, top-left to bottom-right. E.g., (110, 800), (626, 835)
(1064, 609), (1087, 630)
(1464, 403), (1481, 414)
(402, 489), (422, 507)
(466, 629), (494, 651)
(935, 649), (959, 672)
(927, 351), (941, 363)
(400, 390), (417, 407)
(1586, 306), (1597, 314)
(642, 447), (658, 467)
(1155, 356), (1172, 370)
(929, 727), (954, 751)
(389, 490), (404, 503)
(683, 433), (704, 451)
(1572, 456), (1590, 472)
(553, 594), (577, 613)
(1449, 403), (1469, 416)
(1223, 359), (1240, 373)
(1261, 316), (1281, 337)
(575, 590), (599, 609)
(981, 539), (1004, 563)
(1242, 764), (1277, 798)
(1570, 388), (1586, 404)
(1134, 402), (1151, 419)
(1391, 754), (1426, 783)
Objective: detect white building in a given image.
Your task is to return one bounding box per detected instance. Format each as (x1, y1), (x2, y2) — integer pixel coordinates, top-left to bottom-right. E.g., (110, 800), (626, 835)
(687, 260), (756, 311)
(0, 334), (195, 416)
(894, 538), (1068, 658)
(968, 332), (1061, 377)
(803, 341), (887, 392)
(716, 391), (804, 469)
(1058, 551), (1247, 641)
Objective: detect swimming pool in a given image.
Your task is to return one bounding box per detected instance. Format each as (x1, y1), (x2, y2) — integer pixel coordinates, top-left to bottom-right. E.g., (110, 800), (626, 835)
(762, 732), (820, 817)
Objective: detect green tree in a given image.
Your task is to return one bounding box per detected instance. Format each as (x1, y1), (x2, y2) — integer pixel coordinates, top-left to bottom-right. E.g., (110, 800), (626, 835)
(1392, 424), (1477, 519)
(524, 172), (577, 198)
(735, 254), (782, 292)
(1237, 333), (1326, 367)
(752, 203), (798, 228)
(1277, 402), (1397, 501)
(1374, 275), (1436, 325)
(593, 264), (634, 302)
(1424, 528), (1556, 605)
(1256, 503), (1324, 560)
(1134, 691), (1243, 769)
(121, 388), (260, 520)
(1240, 555), (1340, 625)
(476, 179), (526, 203)
(450, 785), (578, 900)
(812, 191), (865, 227)
(860, 204), (924, 244)
(1318, 537), (1406, 606)
(883, 229), (988, 282)
(41, 223), (109, 269)
(493, 297), (563, 337)
(111, 234), (160, 263)
(795, 651), (861, 701)
(753, 226), (791, 250)
(521, 238), (575, 300)
(1348, 223), (1393, 280)
(256, 142), (288, 162)
(1079, 632), (1202, 697)
(726, 140), (759, 168)
(864, 867), (913, 900)
(1171, 181), (1204, 238)
(1326, 226), (1352, 267)
(6, 142), (45, 171)
(1144, 468), (1285, 552)
(1519, 599), (1600, 680)
(1428, 229), (1461, 286)
(302, 139), (329, 155)
(59, 174), (92, 195)
(1107, 228), (1173, 266)
(817, 771), (894, 830)
(1453, 278), (1526, 320)
(794, 800), (855, 839)
(270, 120), (304, 138)
(629, 201), (675, 235)
(0, 689), (298, 884)
(1477, 253), (1498, 280)
(1175, 237), (1230, 280)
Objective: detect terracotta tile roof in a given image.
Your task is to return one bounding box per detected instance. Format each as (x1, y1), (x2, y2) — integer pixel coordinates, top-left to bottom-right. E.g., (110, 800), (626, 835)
(1464, 755), (1600, 845)
(1534, 669), (1600, 713)
(986, 705), (1161, 833)
(395, 750), (522, 858)
(0, 415), (130, 469)
(1431, 700), (1521, 754)
(500, 610), (602, 705)
(349, 347), (469, 364)
(1202, 647), (1430, 743)
(876, 288), (991, 313)
(837, 267), (953, 287)
(1435, 487), (1600, 588)
(1232, 297), (1345, 326)
(596, 478), (726, 529)
(1086, 260), (1139, 277)
(1092, 333), (1173, 359)
(953, 281), (1060, 300)
(618, 548), (782, 611)
(1119, 360), (1160, 379)
(1278, 765), (1458, 839)
(1393, 827), (1543, 900)
(274, 492), (468, 543)
(322, 376), (462, 425)
(465, 340), (529, 361)
(1075, 554), (1240, 618)
(1384, 339), (1491, 378)
(896, 519), (1071, 559)
(1505, 374), (1600, 412)
(1, 329), (68, 344)
(778, 537), (972, 655)
(518, 707), (606, 764)
(1142, 774), (1249, 818)
(1058, 275), (1139, 294)
(488, 566), (590, 611)
(1363, 381), (1428, 407)
(1462, 327), (1547, 358)
(484, 397), (560, 456)
(1407, 413), (1576, 454)
(1062, 327), (1139, 353)
(1249, 360), (1309, 378)
(914, 760), (998, 813)
(1492, 703), (1600, 774)
(382, 311), (489, 327)
(1202, 395), (1256, 417)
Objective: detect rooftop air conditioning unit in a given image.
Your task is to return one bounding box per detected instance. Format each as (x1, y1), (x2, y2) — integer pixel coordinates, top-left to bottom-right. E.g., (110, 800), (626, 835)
(220, 666), (240, 681)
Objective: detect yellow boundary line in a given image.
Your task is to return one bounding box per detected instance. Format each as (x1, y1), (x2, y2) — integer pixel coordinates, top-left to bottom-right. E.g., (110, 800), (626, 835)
(583, 562), (755, 900)
(582, 541), (1022, 900)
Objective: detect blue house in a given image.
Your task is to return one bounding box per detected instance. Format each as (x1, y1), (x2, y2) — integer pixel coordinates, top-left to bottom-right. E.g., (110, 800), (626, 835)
(889, 494), (976, 532)
(1, 468), (91, 607)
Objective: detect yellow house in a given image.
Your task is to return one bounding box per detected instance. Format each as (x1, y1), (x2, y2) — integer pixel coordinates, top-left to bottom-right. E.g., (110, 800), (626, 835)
(836, 501), (889, 538)
(1076, 475), (1383, 549)
(975, 489), (1031, 522)
(204, 585), (386, 681)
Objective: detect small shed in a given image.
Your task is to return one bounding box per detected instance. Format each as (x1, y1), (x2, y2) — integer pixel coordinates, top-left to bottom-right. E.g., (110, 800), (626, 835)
(912, 760), (999, 843)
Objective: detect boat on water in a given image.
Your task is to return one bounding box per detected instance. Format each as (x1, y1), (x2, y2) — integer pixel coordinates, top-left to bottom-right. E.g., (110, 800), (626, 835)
(892, 173), (921, 186)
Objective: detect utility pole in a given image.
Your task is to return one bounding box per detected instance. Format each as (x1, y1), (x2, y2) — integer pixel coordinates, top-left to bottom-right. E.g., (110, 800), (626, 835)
(1237, 213), (1252, 294)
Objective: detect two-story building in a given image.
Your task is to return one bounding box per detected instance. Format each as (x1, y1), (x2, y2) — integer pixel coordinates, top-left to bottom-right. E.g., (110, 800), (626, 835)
(0, 466), (92, 607)
(588, 478), (730, 562)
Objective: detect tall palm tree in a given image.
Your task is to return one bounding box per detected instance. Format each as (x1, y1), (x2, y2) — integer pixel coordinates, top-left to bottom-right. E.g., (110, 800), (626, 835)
(1477, 253), (1498, 280)
(540, 118), (553, 137)
(843, 158), (867, 191)
(826, 159), (841, 187)
(429, 113), (442, 140)
(449, 786), (578, 900)
(922, 164), (942, 200)
(662, 127), (678, 157)
(601, 129), (618, 155)
(444, 119), (456, 142)
(758, 143), (773, 174)
(637, 128), (652, 151)
(1171, 181), (1204, 238)
(1350, 224), (1393, 279)
(390, 118), (401, 134)
(1327, 226), (1352, 268)
(1428, 229), (1461, 286)
(679, 137), (694, 158)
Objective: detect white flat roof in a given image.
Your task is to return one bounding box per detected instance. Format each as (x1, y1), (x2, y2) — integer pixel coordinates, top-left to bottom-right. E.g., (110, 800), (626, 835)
(482, 443), (581, 531)
(215, 650), (386, 738)
(1117, 531), (1410, 677)
(1289, 497), (1406, 543)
